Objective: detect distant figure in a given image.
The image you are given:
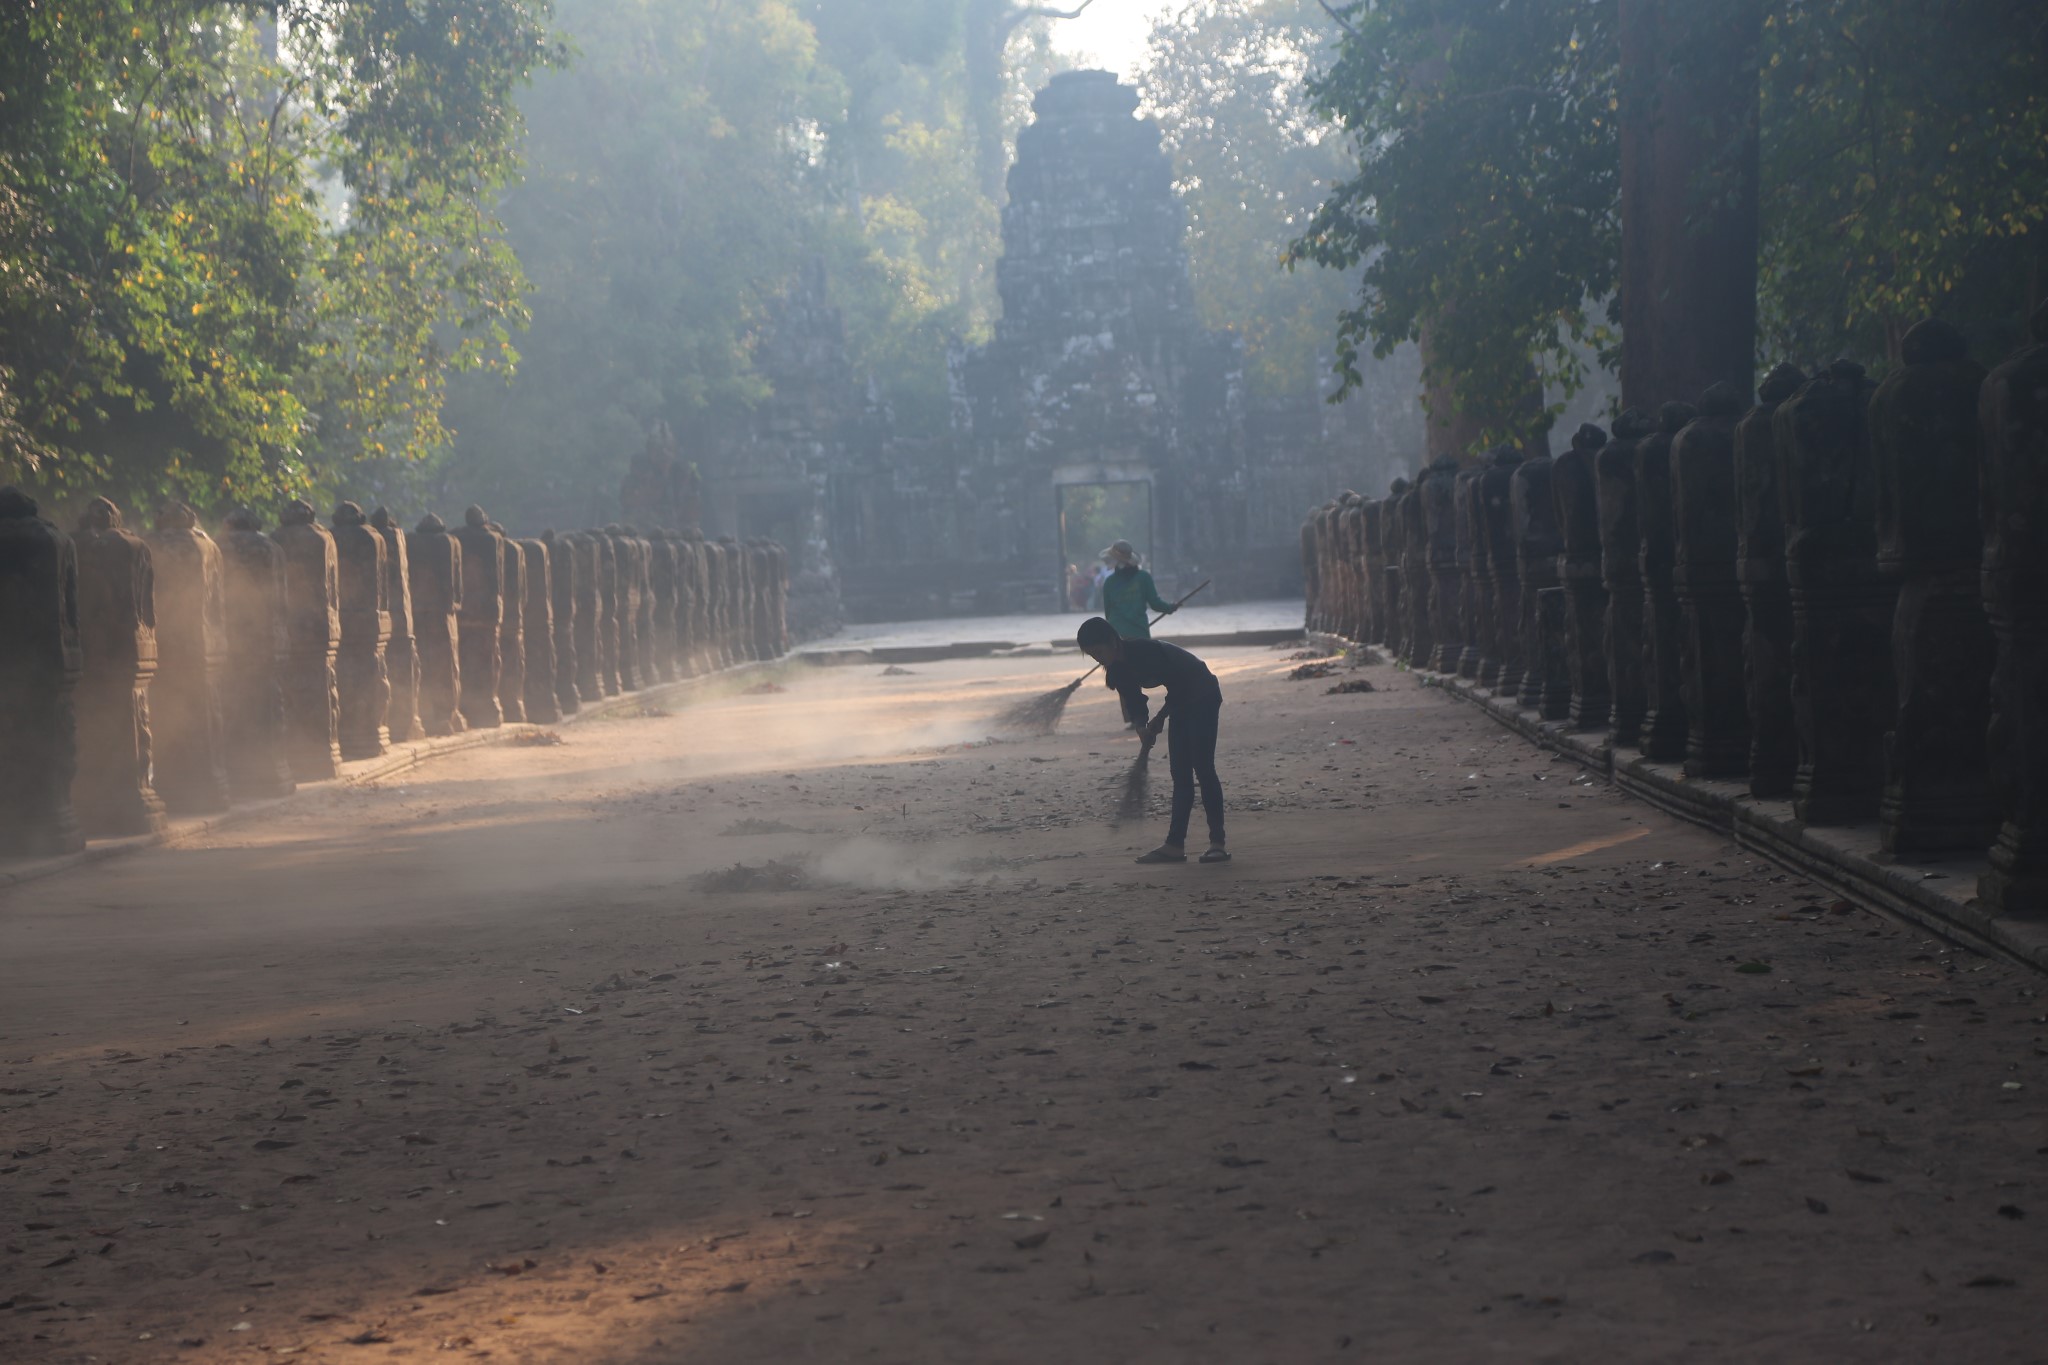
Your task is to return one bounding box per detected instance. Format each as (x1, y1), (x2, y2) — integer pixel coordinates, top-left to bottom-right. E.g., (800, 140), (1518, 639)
(1066, 562), (1091, 610)
(1077, 616), (1229, 865)
(1099, 540), (1174, 640)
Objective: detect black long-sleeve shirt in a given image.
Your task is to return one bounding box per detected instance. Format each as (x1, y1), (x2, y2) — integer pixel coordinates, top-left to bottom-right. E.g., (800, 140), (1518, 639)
(1105, 638), (1221, 729)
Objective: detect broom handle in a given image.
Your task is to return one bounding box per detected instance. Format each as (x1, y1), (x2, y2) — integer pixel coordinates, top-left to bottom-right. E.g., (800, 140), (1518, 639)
(1070, 578), (1212, 687)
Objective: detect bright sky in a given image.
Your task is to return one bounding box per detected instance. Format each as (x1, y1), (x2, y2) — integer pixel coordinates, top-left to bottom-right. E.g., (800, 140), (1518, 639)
(1046, 0), (1182, 79)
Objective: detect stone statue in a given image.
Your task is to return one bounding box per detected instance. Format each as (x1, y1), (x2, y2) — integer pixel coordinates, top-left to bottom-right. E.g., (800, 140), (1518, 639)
(573, 530), (608, 700)
(626, 527), (657, 683)
(1451, 472), (1483, 678)
(1671, 386), (1752, 778)
(1477, 454), (1523, 697)
(144, 501), (231, 812)
(1636, 402), (1696, 760)
(701, 536), (731, 671)
(1733, 364), (1806, 797)
(496, 530), (526, 724)
(406, 513), (464, 737)
(1511, 444), (1567, 717)
(0, 485), (85, 856)
(452, 505), (504, 728)
(1978, 300), (2048, 913)
(1299, 513), (1322, 634)
(369, 508), (423, 743)
(1422, 457), (1464, 671)
(217, 508), (296, 800)
(520, 536), (560, 724)
(1597, 410), (1656, 747)
(590, 527), (622, 695)
(647, 529), (679, 683)
(330, 501), (390, 759)
(72, 497), (166, 834)
(542, 529), (580, 716)
(676, 531), (707, 676)
(1552, 424), (1611, 730)
(272, 498), (341, 780)
(1397, 477), (1433, 667)
(1362, 499), (1390, 652)
(1870, 321), (1997, 856)
(1777, 359), (1894, 825)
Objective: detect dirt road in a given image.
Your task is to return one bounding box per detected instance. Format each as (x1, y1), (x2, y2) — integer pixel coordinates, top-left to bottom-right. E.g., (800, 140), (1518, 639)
(3, 645), (2043, 1363)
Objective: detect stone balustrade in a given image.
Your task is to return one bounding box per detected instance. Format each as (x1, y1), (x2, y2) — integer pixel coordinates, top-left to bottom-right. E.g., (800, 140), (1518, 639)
(1301, 303), (2048, 920)
(0, 491), (793, 864)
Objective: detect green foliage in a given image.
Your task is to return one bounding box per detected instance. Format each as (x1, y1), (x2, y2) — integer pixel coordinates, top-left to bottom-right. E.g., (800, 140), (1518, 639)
(1288, 0), (1619, 450)
(0, 0), (557, 516)
(1758, 0), (2048, 365)
(1143, 0), (1359, 401)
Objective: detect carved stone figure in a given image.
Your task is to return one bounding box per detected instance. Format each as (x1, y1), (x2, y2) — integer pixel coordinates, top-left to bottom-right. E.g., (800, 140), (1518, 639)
(72, 498), (166, 834)
(1777, 360), (1894, 825)
(407, 514), (464, 737)
(1478, 453), (1523, 696)
(1733, 364), (1806, 797)
(1671, 385), (1751, 778)
(496, 532), (526, 724)
(590, 528), (622, 695)
(452, 506), (504, 728)
(1979, 301), (2048, 913)
(1597, 410), (1656, 747)
(1361, 499), (1389, 650)
(331, 502), (390, 759)
(602, 527), (641, 690)
(0, 485), (85, 856)
(647, 530), (679, 683)
(217, 508), (295, 799)
(370, 508), (423, 743)
(520, 537), (560, 724)
(1636, 402), (1696, 760)
(1512, 446), (1567, 717)
(143, 501), (231, 812)
(1422, 457), (1464, 671)
(542, 529), (580, 716)
(1300, 513), (1322, 633)
(1381, 479), (1409, 662)
(271, 499), (342, 781)
(1550, 425), (1611, 729)
(702, 536), (732, 670)
(628, 528), (657, 683)
(1869, 321), (1997, 855)
(1397, 478), (1433, 668)
(574, 531), (608, 700)
(1451, 471), (1483, 678)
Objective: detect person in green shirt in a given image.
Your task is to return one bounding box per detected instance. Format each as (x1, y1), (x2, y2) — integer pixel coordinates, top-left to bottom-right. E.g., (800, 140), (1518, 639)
(1098, 540), (1175, 640)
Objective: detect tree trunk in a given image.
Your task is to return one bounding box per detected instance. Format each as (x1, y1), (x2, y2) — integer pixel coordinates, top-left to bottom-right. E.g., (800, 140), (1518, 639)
(1618, 0), (1763, 411)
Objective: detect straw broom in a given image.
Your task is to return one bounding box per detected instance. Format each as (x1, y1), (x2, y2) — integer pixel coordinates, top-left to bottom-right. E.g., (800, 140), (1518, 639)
(991, 579), (1211, 737)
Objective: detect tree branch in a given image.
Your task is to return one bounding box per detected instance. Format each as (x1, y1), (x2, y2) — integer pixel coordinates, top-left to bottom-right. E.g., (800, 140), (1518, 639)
(1000, 0), (1097, 41)
(1317, 1), (1362, 42)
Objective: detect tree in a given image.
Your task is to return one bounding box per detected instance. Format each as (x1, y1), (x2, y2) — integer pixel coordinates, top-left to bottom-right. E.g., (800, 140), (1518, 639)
(1288, 0), (1620, 456)
(0, 1), (559, 513)
(1756, 0), (2048, 366)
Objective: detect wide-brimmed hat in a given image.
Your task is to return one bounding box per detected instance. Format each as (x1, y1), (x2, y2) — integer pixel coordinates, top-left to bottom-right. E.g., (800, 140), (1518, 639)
(1099, 539), (1139, 567)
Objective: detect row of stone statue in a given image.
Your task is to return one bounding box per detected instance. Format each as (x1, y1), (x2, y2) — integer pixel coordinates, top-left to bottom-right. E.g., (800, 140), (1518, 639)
(0, 493), (791, 858)
(1301, 308), (2048, 919)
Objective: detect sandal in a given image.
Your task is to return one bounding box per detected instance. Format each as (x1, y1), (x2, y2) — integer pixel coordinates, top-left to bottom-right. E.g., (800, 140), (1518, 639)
(1200, 845), (1232, 864)
(1135, 844), (1187, 864)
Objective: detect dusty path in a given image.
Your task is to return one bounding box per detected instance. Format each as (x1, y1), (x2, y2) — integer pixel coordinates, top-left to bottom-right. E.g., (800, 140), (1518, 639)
(3, 645), (2044, 1364)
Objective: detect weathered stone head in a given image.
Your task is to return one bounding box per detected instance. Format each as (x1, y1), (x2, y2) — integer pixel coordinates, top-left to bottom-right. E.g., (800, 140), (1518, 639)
(1899, 318), (1967, 367)
(1612, 407), (1657, 441)
(463, 505), (489, 529)
(332, 501), (366, 528)
(415, 512), (447, 535)
(1389, 477), (1409, 496)
(369, 506), (397, 531)
(1659, 401), (1699, 434)
(1757, 362), (1807, 404)
(604, 523), (624, 536)
(1570, 423), (1608, 454)
(153, 500), (200, 531)
(1489, 445), (1524, 468)
(0, 484), (39, 519)
(1697, 382), (1745, 419)
(225, 507), (262, 532)
(619, 523), (639, 536)
(1826, 357), (1867, 386)
(78, 496), (123, 531)
(1428, 453), (1458, 474)
(280, 499), (317, 527)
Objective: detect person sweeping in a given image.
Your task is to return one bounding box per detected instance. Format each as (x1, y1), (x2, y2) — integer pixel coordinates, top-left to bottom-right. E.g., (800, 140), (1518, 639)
(1098, 540), (1175, 640)
(1076, 617), (1230, 865)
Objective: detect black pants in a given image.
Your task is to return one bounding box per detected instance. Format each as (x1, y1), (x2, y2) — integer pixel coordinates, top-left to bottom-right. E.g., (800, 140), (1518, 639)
(1166, 699), (1224, 846)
